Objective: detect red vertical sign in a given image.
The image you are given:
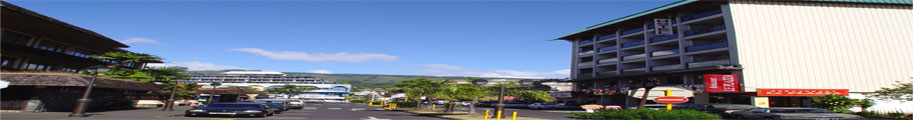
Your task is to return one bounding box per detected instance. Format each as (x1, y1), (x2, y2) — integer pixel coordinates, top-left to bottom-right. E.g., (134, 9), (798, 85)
(704, 74), (740, 92)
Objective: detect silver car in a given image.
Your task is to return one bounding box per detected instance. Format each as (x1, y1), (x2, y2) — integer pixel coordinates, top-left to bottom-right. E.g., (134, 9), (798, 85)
(731, 107), (863, 119)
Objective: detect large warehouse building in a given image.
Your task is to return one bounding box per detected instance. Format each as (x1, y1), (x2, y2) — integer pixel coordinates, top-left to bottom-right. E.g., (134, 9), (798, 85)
(556, 0), (912, 112)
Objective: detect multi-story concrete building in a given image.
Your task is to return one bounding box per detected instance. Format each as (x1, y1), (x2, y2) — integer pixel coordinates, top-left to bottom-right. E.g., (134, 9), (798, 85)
(174, 70), (350, 103)
(1, 1), (162, 112)
(557, 0), (912, 111)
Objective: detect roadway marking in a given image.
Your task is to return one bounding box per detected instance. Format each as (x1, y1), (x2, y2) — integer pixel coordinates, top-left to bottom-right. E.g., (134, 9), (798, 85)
(361, 117), (391, 120)
(351, 108), (366, 111)
(313, 104), (323, 105)
(328, 108), (342, 110)
(303, 107), (317, 110)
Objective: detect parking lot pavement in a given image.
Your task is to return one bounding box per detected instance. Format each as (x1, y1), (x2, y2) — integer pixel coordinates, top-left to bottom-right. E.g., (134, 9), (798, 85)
(175, 103), (446, 120)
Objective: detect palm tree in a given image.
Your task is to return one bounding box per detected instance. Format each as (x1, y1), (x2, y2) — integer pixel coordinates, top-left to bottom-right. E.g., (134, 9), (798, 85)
(147, 66), (188, 82)
(266, 85), (318, 99)
(90, 52), (161, 70)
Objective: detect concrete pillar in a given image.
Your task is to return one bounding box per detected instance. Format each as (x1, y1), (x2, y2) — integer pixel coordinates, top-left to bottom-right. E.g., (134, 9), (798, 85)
(693, 93), (710, 103)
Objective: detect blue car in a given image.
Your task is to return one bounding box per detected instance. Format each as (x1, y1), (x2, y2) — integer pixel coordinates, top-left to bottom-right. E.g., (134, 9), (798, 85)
(185, 103), (271, 118)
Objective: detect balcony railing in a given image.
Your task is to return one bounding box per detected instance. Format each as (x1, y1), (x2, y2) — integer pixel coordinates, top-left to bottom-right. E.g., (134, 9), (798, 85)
(681, 9), (722, 22)
(622, 40), (645, 48)
(579, 40), (594, 45)
(578, 61), (594, 67)
(622, 67), (647, 74)
(578, 73), (594, 78)
(578, 50), (595, 56)
(650, 34), (678, 43)
(598, 34), (617, 40)
(596, 71), (617, 77)
(652, 64), (682, 71)
(685, 42), (728, 52)
(684, 24), (726, 37)
(622, 54), (646, 61)
(621, 28), (645, 35)
(688, 59), (731, 68)
(597, 58), (618, 64)
(652, 49), (680, 57)
(598, 46), (617, 52)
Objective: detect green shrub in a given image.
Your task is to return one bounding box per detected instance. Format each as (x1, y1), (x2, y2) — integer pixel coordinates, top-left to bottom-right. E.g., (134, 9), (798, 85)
(568, 109), (721, 120)
(349, 100), (366, 103)
(390, 101), (416, 108)
(855, 111), (911, 119)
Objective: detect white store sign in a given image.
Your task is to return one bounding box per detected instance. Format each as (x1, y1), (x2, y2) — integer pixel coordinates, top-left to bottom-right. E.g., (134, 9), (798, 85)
(654, 18), (674, 35)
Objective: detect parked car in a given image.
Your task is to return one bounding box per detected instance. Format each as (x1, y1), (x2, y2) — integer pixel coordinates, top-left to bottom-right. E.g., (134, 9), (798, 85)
(553, 103), (584, 110)
(134, 100), (165, 109)
(185, 103), (271, 118)
(241, 99), (290, 111)
(432, 100), (449, 105)
(731, 107), (863, 119)
(673, 104), (757, 118)
(528, 103), (562, 109)
(286, 99), (304, 109)
(478, 101), (498, 107)
(503, 102), (530, 108)
(457, 101), (473, 106)
(262, 103), (284, 114)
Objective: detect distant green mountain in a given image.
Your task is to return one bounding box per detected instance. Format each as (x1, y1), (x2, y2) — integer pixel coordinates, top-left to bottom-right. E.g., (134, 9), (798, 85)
(184, 70), (526, 91)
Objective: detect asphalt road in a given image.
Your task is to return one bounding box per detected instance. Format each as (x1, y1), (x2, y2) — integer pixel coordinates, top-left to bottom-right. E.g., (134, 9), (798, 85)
(182, 103), (447, 120)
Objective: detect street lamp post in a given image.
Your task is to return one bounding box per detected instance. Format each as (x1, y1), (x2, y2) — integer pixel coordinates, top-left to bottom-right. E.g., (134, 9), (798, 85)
(492, 79), (535, 118)
(68, 65), (111, 117)
(207, 82), (222, 105)
(162, 81), (184, 111)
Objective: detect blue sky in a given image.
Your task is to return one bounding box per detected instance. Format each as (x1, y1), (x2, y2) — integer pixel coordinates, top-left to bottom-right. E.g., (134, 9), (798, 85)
(7, 0), (674, 78)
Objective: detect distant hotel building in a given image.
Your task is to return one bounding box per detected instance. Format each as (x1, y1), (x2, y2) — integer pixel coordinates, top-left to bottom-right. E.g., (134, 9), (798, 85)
(556, 0), (912, 111)
(173, 70), (350, 102)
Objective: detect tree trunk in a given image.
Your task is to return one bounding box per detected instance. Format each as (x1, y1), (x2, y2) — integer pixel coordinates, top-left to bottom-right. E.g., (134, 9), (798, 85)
(446, 103), (455, 113)
(415, 98), (422, 109)
(469, 97), (478, 114)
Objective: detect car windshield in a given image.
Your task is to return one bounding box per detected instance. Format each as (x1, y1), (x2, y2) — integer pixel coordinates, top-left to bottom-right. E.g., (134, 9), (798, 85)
(205, 104), (260, 108)
(711, 104), (757, 110)
(769, 109), (835, 113)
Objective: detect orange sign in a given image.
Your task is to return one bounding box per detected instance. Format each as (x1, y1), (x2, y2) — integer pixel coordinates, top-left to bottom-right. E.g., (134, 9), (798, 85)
(757, 89), (849, 96)
(653, 96), (689, 104)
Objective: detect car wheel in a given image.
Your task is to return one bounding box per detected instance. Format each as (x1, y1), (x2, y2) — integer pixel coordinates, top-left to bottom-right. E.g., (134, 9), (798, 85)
(268, 113), (274, 116)
(257, 113), (267, 118)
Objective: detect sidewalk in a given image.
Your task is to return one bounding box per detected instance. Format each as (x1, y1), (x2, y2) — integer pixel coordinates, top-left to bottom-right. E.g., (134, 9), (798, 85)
(1, 106), (194, 120)
(396, 108), (548, 120)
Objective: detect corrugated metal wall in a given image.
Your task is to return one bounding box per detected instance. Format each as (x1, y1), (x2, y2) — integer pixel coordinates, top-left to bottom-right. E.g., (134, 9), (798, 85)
(728, 0), (913, 92)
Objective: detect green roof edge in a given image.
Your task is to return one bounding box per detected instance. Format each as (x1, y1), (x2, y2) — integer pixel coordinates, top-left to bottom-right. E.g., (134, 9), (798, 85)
(553, 0), (697, 40)
(552, 0), (912, 41)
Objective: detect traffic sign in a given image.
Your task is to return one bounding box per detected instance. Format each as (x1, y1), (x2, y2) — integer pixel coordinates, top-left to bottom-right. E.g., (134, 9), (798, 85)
(653, 96), (688, 104)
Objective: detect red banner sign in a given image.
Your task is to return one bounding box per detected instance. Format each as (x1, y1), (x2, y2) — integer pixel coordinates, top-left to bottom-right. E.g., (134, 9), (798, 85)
(704, 74), (740, 93)
(653, 96), (689, 104)
(757, 89), (849, 96)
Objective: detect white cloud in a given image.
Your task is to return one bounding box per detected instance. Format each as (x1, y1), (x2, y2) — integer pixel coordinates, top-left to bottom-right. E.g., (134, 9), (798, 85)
(119, 37), (161, 44)
(147, 61), (245, 71)
(416, 64), (569, 79)
(307, 70), (332, 74)
(230, 48), (399, 62)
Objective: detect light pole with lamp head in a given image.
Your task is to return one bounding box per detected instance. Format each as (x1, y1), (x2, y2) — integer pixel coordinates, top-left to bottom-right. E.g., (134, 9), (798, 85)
(68, 65), (111, 117)
(492, 79), (535, 118)
(207, 82), (221, 105)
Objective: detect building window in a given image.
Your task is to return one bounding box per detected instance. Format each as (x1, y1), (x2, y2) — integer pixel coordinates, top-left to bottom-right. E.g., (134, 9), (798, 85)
(68, 48), (95, 58)
(1, 30), (33, 45)
(23, 60), (54, 71)
(35, 39), (69, 53)
(1, 56), (18, 69)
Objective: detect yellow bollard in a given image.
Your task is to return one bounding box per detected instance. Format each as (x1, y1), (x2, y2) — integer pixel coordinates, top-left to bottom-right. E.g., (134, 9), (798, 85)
(393, 104), (397, 109)
(369, 102), (373, 106)
(666, 89), (672, 110)
(483, 109), (490, 120)
(511, 112), (517, 120)
(496, 110), (502, 120)
(432, 104), (436, 111)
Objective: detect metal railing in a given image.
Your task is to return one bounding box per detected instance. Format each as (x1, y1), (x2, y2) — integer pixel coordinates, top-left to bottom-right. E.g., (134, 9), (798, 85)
(622, 54), (647, 61)
(652, 64), (682, 71)
(621, 28), (645, 35)
(681, 9), (722, 22)
(578, 61), (595, 67)
(650, 34), (678, 43)
(578, 50), (595, 56)
(598, 34), (617, 40)
(579, 40), (594, 45)
(597, 58), (618, 64)
(652, 49), (680, 57)
(684, 24), (726, 37)
(599, 46), (617, 52)
(596, 71), (617, 77)
(685, 42), (728, 52)
(688, 59), (731, 68)
(622, 40), (645, 48)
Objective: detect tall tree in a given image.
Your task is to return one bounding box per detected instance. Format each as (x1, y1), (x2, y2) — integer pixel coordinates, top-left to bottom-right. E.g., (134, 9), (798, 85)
(266, 84), (318, 99)
(147, 66), (188, 82)
(393, 78), (447, 109)
(436, 84), (491, 112)
(506, 90), (556, 103)
(90, 52), (159, 70)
